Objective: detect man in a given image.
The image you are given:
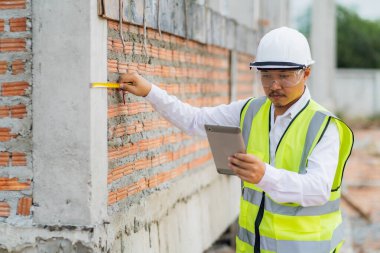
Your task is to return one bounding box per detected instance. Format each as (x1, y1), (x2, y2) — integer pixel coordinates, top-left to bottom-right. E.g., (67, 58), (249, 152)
(119, 27), (353, 253)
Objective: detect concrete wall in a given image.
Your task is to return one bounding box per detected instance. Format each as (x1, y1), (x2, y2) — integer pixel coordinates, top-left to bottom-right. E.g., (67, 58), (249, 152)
(333, 69), (380, 119)
(259, 0), (290, 34)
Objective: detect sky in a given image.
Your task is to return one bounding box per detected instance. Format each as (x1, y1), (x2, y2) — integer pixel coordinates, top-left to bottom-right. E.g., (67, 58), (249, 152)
(290, 0), (380, 28)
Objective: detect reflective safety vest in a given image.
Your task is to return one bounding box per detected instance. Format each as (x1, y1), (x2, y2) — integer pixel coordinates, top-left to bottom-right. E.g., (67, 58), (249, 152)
(236, 97), (354, 253)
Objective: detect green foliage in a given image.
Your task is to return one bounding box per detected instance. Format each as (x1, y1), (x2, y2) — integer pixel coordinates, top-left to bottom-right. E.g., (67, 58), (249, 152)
(296, 4), (380, 69)
(336, 5), (380, 68)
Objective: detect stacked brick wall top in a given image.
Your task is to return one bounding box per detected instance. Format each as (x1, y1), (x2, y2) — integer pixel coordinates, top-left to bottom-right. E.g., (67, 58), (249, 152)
(107, 21), (232, 212)
(0, 0), (32, 221)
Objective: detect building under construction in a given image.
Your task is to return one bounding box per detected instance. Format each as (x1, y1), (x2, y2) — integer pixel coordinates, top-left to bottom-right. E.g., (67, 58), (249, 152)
(0, 0), (290, 252)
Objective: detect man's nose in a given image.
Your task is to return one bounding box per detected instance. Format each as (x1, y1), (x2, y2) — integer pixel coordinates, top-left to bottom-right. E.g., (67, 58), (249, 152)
(269, 79), (282, 89)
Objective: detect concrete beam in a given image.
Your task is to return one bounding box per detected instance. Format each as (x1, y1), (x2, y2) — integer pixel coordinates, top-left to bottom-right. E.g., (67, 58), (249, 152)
(100, 0), (257, 54)
(186, 1), (206, 42)
(32, 0), (108, 225)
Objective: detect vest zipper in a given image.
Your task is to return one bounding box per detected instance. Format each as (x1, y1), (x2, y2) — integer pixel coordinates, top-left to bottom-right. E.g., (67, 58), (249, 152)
(253, 107), (271, 253)
(254, 192), (265, 253)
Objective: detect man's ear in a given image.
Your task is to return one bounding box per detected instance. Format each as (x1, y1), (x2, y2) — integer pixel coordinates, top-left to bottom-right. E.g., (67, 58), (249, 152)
(304, 67), (311, 79)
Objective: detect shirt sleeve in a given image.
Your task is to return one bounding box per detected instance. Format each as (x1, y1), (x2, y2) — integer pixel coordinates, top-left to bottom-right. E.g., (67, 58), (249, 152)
(256, 121), (340, 207)
(145, 84), (250, 137)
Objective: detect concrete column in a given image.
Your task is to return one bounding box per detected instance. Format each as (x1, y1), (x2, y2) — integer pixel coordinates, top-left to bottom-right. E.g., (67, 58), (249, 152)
(32, 0), (108, 225)
(310, 0), (336, 109)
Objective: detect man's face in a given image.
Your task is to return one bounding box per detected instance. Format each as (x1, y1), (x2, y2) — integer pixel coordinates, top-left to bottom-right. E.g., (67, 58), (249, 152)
(259, 68), (311, 108)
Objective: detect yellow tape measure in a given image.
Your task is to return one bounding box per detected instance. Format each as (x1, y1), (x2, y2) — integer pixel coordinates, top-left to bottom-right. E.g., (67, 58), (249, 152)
(91, 82), (135, 88)
(91, 82), (121, 88)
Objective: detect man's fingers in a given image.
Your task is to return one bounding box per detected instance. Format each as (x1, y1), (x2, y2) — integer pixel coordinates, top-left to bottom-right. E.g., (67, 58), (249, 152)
(119, 72), (137, 83)
(228, 156), (254, 170)
(120, 82), (136, 90)
(233, 153), (258, 163)
(228, 163), (251, 178)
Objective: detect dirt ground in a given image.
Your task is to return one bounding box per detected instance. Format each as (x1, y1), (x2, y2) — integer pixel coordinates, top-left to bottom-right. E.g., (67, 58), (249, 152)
(341, 127), (380, 253)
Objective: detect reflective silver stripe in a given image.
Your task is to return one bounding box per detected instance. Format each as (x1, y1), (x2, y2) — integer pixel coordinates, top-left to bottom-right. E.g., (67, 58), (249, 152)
(238, 223), (344, 253)
(242, 96), (267, 146)
(238, 226), (277, 252)
(299, 111), (329, 174)
(242, 186), (263, 206)
(330, 222), (345, 250)
(238, 225), (256, 246)
(243, 187), (340, 216)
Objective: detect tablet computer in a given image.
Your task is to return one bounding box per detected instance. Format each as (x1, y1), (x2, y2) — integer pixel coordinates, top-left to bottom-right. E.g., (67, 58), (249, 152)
(204, 124), (246, 175)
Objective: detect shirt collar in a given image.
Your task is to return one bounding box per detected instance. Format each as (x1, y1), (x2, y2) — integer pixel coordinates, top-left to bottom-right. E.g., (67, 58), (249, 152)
(270, 86), (311, 119)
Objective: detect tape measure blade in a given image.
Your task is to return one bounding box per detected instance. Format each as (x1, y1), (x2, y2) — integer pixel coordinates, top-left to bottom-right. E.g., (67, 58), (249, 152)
(91, 82), (121, 88)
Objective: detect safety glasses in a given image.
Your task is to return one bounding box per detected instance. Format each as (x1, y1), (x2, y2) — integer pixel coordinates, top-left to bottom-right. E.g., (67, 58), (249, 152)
(257, 69), (305, 88)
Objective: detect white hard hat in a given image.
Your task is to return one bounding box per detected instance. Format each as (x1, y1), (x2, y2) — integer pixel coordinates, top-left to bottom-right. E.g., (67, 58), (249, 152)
(250, 27), (315, 69)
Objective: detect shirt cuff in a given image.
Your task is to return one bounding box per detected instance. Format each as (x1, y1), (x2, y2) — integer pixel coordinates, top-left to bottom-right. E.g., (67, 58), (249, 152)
(256, 163), (281, 191)
(144, 84), (160, 101)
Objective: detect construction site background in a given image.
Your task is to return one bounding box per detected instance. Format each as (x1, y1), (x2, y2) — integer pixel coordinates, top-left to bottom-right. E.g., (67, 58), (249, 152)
(1, 0), (379, 252)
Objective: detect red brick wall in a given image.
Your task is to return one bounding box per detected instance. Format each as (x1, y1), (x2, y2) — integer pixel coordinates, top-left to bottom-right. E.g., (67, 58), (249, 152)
(236, 53), (256, 100)
(107, 21), (237, 210)
(0, 0), (32, 219)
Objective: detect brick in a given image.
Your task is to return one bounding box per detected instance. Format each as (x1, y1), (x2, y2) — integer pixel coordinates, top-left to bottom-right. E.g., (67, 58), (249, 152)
(107, 163), (134, 183)
(0, 127), (17, 141)
(0, 38), (26, 52)
(107, 59), (117, 73)
(0, 0), (25, 9)
(10, 104), (27, 118)
(1, 81), (29, 96)
(11, 59), (25, 75)
(108, 143), (139, 160)
(12, 152), (26, 166)
(0, 177), (30, 191)
(0, 202), (10, 217)
(116, 187), (128, 201)
(0, 152), (10, 166)
(16, 197), (31, 216)
(134, 158), (151, 170)
(9, 17), (27, 32)
(110, 39), (133, 54)
(127, 182), (139, 196)
(0, 104), (27, 118)
(0, 19), (4, 32)
(108, 192), (117, 205)
(0, 61), (7, 74)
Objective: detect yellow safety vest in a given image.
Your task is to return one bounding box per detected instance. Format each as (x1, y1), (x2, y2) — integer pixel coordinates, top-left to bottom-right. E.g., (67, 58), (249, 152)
(236, 97), (354, 253)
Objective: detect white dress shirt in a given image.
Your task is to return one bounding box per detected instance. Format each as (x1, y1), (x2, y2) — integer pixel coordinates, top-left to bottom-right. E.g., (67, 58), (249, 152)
(145, 84), (339, 207)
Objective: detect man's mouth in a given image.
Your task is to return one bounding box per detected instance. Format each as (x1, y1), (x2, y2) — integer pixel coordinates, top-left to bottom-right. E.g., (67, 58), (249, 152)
(269, 92), (285, 98)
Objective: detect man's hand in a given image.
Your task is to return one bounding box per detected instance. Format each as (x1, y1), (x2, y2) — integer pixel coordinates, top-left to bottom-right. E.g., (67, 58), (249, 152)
(118, 72), (152, 97)
(228, 153), (266, 184)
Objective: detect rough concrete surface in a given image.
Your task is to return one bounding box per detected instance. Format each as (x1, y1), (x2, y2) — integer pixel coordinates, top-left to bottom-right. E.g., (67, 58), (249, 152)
(32, 0), (108, 226)
(0, 164), (240, 253)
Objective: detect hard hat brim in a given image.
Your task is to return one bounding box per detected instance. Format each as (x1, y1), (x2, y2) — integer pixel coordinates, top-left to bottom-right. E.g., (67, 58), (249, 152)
(250, 61), (307, 69)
